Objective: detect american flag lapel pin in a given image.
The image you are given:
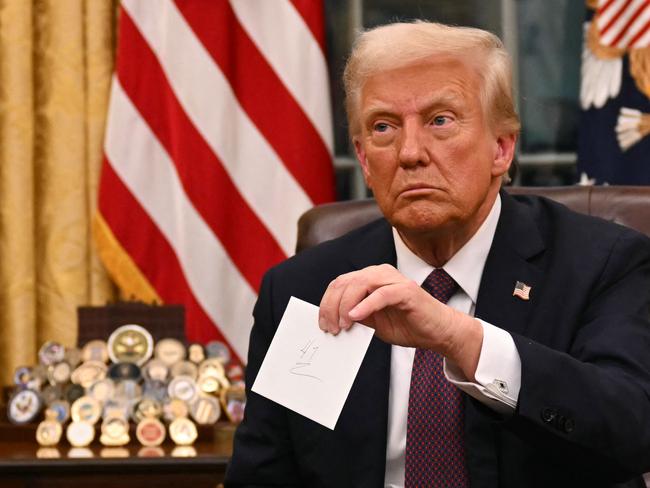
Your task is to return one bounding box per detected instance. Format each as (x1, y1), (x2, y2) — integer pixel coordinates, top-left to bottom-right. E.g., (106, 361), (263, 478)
(513, 281), (531, 301)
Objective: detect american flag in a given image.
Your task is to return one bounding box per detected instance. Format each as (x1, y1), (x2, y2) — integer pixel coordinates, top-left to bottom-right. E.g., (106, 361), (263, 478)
(94, 0), (335, 366)
(595, 0), (650, 49)
(512, 281), (531, 301)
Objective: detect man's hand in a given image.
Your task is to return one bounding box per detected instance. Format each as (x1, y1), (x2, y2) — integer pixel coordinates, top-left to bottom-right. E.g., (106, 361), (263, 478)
(318, 264), (483, 380)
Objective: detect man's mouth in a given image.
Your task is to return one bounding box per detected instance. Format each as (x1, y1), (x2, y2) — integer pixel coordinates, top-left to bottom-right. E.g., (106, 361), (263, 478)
(399, 184), (439, 197)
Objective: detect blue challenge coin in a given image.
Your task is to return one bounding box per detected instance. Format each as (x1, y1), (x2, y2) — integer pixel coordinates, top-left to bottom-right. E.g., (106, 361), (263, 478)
(109, 362), (142, 382)
(49, 400), (71, 423)
(143, 380), (169, 403)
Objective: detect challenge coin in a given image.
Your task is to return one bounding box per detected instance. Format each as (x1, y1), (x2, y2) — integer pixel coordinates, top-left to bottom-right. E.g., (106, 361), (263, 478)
(154, 338), (186, 366)
(71, 396), (102, 425)
(102, 399), (130, 420)
(170, 360), (198, 380)
(13, 366), (35, 388)
(187, 343), (205, 364)
(108, 362), (142, 382)
(66, 421), (95, 447)
(226, 364), (245, 383)
(100, 416), (130, 446)
(8, 389), (42, 424)
(205, 341), (231, 365)
(114, 379), (142, 403)
(49, 400), (71, 423)
(41, 384), (63, 406)
(221, 384), (246, 423)
(167, 376), (198, 404)
(198, 358), (225, 378)
(88, 378), (116, 404)
(142, 359), (169, 382)
(142, 379), (168, 403)
(39, 341), (65, 366)
(190, 395), (221, 425)
(136, 418), (166, 447)
(132, 397), (163, 423)
(163, 398), (189, 422)
(64, 347), (82, 368)
(36, 409), (62, 447)
(169, 417), (197, 446)
(48, 361), (72, 385)
(81, 340), (109, 363)
(197, 374), (221, 394)
(107, 324), (153, 366)
(71, 360), (107, 388)
(64, 383), (86, 404)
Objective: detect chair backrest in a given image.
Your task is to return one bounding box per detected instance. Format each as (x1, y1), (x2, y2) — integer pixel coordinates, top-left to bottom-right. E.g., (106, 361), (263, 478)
(296, 186), (650, 252)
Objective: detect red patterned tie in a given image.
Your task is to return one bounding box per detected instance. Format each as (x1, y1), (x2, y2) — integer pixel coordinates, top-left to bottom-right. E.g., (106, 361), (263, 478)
(405, 268), (469, 487)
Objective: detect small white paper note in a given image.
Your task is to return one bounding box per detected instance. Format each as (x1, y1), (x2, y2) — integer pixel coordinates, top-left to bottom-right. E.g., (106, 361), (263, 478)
(252, 296), (375, 430)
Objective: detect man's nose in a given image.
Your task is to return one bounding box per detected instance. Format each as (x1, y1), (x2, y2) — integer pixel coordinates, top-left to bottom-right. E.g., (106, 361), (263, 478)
(398, 121), (430, 167)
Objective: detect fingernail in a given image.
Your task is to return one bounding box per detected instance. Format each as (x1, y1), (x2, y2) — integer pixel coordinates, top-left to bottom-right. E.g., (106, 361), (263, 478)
(318, 317), (327, 331)
(349, 305), (360, 319)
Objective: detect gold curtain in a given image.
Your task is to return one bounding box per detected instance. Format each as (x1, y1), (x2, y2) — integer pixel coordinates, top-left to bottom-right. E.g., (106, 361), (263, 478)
(0, 0), (118, 385)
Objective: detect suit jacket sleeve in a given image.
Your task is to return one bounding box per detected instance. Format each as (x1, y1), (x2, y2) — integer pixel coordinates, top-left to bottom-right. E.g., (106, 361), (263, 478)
(224, 269), (300, 487)
(506, 225), (650, 479)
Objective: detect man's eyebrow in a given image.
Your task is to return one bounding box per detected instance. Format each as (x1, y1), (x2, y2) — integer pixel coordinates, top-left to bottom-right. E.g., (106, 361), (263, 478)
(361, 105), (395, 121)
(361, 92), (466, 121)
(429, 92), (464, 108)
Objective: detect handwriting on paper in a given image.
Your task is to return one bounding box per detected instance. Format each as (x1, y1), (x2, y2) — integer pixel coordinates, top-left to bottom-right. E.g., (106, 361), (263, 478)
(251, 296), (375, 429)
(289, 339), (322, 381)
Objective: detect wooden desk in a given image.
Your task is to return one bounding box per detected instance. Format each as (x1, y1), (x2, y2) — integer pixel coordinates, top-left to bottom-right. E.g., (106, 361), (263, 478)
(0, 420), (234, 488)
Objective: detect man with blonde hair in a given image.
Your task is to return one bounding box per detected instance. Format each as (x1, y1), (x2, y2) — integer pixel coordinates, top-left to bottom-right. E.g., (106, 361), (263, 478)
(226, 21), (650, 488)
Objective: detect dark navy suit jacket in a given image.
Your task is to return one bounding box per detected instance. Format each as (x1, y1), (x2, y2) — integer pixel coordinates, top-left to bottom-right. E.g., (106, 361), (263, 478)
(225, 191), (650, 488)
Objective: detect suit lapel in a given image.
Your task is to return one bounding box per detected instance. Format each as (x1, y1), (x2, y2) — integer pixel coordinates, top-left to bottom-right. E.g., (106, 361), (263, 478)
(464, 191), (545, 486)
(475, 191), (545, 336)
(347, 218), (397, 270)
(337, 219), (395, 484)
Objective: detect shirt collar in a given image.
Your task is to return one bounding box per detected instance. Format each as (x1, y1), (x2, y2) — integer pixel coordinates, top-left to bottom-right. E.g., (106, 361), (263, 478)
(392, 194), (501, 304)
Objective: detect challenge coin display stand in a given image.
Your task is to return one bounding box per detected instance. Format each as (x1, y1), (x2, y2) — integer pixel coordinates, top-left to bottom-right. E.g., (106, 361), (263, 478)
(0, 302), (241, 488)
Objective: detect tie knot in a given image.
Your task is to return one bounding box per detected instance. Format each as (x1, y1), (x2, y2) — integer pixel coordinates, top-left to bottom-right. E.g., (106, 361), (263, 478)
(421, 268), (458, 304)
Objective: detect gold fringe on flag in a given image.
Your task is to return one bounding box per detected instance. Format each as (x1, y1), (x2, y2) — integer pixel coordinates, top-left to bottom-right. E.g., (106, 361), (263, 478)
(93, 212), (161, 303)
(630, 47), (650, 99)
(588, 19), (625, 60)
(586, 0), (598, 11)
(640, 113), (650, 138)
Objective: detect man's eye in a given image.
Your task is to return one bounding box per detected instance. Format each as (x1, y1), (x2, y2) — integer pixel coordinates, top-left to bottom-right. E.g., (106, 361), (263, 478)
(433, 116), (450, 126)
(373, 123), (390, 132)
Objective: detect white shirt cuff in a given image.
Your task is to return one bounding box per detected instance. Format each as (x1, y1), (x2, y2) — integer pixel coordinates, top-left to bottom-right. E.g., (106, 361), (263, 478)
(444, 319), (521, 415)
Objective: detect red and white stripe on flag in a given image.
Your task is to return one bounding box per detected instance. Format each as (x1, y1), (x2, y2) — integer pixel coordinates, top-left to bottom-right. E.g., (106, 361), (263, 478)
(94, 0), (335, 366)
(596, 0), (650, 49)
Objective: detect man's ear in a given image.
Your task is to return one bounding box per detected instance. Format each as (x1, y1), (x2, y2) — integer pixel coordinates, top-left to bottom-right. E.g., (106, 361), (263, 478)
(492, 132), (517, 178)
(353, 137), (372, 189)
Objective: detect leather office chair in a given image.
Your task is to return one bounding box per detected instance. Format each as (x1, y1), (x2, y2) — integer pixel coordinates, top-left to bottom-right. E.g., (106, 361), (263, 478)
(296, 186), (650, 252)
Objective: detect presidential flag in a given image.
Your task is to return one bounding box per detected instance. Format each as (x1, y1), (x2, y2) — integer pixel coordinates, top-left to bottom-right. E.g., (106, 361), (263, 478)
(94, 0), (335, 366)
(577, 0), (650, 184)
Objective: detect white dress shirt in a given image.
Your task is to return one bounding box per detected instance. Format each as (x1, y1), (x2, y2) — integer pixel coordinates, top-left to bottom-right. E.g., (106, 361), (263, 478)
(384, 194), (522, 487)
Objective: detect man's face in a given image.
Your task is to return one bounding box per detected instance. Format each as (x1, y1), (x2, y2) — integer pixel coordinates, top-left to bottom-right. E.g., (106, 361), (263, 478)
(353, 57), (514, 237)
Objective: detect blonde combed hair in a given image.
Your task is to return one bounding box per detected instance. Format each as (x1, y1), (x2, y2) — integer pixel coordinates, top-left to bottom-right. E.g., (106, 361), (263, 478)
(343, 21), (521, 138)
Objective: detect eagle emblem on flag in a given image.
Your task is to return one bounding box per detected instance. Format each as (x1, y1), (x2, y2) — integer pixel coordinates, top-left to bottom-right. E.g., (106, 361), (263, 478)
(578, 0), (650, 184)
